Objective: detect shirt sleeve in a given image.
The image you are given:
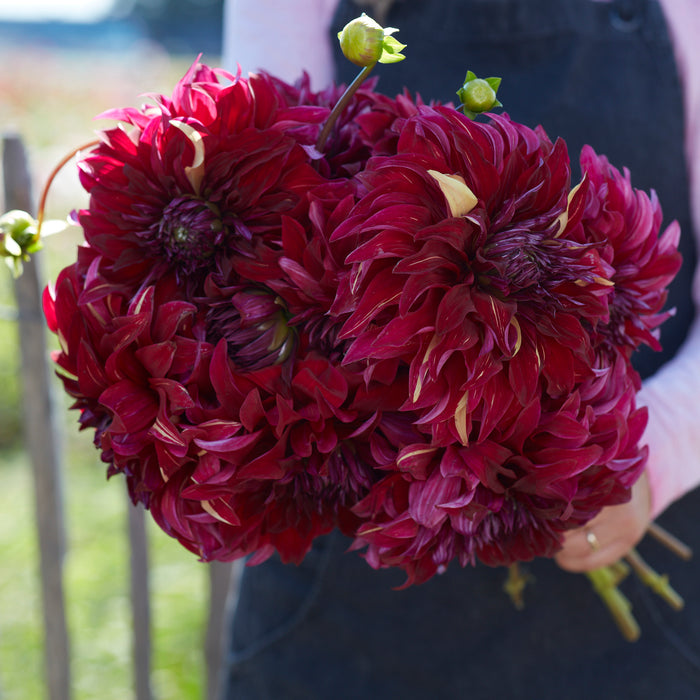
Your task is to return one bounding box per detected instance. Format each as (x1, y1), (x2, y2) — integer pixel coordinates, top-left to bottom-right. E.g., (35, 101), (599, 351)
(222, 0), (341, 88)
(640, 0), (700, 517)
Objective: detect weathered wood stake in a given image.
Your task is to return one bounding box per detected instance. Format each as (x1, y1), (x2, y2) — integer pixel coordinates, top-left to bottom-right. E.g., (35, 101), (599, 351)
(4, 134), (71, 700)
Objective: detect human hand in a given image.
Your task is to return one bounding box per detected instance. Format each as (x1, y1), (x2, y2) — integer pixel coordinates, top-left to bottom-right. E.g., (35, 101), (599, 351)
(554, 470), (652, 573)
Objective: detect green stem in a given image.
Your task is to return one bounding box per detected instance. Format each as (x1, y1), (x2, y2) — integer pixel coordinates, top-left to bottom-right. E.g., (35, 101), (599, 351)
(316, 64), (375, 153)
(503, 563), (531, 610)
(625, 548), (685, 611)
(586, 567), (640, 642)
(608, 559), (631, 587)
(647, 522), (693, 561)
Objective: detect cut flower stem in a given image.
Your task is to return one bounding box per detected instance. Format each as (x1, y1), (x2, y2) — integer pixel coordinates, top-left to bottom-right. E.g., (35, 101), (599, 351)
(647, 521), (693, 560)
(624, 548), (685, 611)
(585, 526), (690, 641)
(503, 563), (533, 610)
(316, 64), (374, 152)
(586, 566), (641, 642)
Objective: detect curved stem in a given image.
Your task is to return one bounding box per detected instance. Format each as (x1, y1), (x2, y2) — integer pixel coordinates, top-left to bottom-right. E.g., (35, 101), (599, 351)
(316, 64), (375, 153)
(34, 139), (100, 242)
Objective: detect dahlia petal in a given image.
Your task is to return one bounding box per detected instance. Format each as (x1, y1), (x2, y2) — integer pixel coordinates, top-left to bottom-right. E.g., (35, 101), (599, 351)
(540, 340), (577, 396)
(42, 284), (58, 332)
(476, 374), (516, 443)
(150, 378), (195, 412)
(427, 170), (478, 218)
(408, 472), (462, 529)
(344, 216), (427, 263)
(293, 359), (348, 408)
(236, 444), (288, 480)
(395, 444), (439, 479)
(507, 339), (541, 405)
(339, 271), (403, 338)
(108, 429), (154, 457)
(358, 516), (418, 542)
(190, 452), (224, 484)
(538, 411), (591, 443)
(193, 430), (262, 455)
(77, 339), (109, 397)
(239, 388), (266, 432)
(136, 342), (176, 378)
(153, 301), (197, 343)
(200, 499), (242, 527)
(149, 411), (187, 453)
(279, 257), (325, 298)
(99, 380), (158, 433)
(517, 445), (604, 491)
(435, 285), (472, 335)
(472, 291), (515, 355)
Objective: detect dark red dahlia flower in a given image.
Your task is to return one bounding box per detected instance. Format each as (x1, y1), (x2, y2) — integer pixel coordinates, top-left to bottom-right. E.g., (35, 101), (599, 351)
(77, 61), (324, 289)
(578, 145), (682, 354)
(332, 107), (613, 444)
(350, 346), (648, 585)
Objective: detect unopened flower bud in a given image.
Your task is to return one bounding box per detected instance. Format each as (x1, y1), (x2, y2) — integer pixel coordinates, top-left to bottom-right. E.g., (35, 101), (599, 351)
(0, 209), (42, 277)
(0, 209), (36, 247)
(337, 13), (406, 67)
(457, 71), (502, 119)
(338, 14), (384, 66)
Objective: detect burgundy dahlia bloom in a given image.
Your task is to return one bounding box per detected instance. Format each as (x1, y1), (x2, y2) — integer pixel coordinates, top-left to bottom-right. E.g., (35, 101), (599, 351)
(350, 346), (648, 585)
(77, 61), (324, 289)
(332, 107), (613, 444)
(578, 145), (682, 354)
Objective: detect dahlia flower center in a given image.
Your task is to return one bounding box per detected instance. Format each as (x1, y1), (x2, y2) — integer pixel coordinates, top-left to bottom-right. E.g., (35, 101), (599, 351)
(206, 289), (295, 370)
(482, 228), (574, 296)
(290, 445), (374, 510)
(498, 240), (543, 289)
(156, 196), (226, 272)
(304, 314), (347, 362)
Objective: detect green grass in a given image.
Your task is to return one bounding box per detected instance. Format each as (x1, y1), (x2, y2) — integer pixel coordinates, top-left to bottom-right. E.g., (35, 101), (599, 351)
(0, 42), (221, 699)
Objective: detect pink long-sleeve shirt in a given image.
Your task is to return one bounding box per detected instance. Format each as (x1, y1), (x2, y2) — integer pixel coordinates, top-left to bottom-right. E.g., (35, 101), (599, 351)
(222, 0), (700, 517)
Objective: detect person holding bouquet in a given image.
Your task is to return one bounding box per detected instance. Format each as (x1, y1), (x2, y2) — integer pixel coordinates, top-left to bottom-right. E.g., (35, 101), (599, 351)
(218, 0), (700, 697)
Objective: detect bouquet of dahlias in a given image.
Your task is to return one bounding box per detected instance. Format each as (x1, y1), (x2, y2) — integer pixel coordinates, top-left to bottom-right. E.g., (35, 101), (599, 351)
(36, 14), (683, 635)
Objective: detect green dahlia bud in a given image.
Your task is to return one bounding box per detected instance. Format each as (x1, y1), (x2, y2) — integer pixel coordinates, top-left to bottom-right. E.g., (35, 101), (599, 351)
(1, 209), (36, 247)
(0, 209), (42, 277)
(337, 13), (406, 67)
(457, 71), (503, 119)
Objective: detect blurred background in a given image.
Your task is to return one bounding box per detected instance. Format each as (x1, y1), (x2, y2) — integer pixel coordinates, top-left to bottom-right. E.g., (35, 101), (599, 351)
(0, 1), (228, 698)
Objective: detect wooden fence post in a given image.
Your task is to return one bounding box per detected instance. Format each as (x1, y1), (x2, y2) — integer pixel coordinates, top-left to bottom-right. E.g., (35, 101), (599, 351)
(127, 499), (154, 700)
(3, 134), (71, 700)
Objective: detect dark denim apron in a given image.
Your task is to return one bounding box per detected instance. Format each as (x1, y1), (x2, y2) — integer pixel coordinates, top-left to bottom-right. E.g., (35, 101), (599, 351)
(224, 1), (700, 697)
